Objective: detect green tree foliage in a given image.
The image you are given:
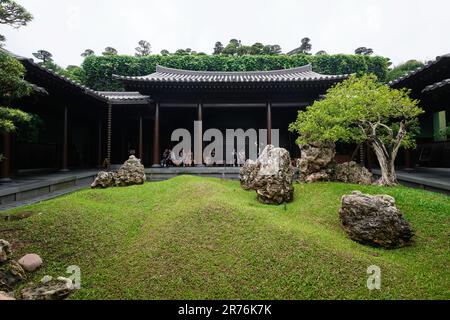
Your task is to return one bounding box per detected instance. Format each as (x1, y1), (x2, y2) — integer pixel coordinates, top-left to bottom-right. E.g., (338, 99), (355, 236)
(81, 49), (95, 57)
(316, 50), (327, 55)
(288, 37), (312, 55)
(160, 49), (169, 55)
(80, 53), (390, 91)
(355, 47), (374, 55)
(0, 50), (33, 133)
(289, 74), (423, 186)
(135, 40), (151, 57)
(213, 41), (224, 55)
(0, 0), (32, 45)
(386, 59), (424, 83)
(102, 47), (118, 56)
(32, 49), (53, 63)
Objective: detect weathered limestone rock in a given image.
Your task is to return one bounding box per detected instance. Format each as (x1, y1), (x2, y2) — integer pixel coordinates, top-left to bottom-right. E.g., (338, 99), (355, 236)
(0, 239), (12, 264)
(242, 145), (294, 205)
(339, 191), (414, 249)
(0, 260), (27, 291)
(0, 291), (15, 300)
(335, 161), (373, 185)
(115, 155), (146, 186)
(91, 171), (116, 188)
(21, 277), (75, 300)
(18, 254), (43, 272)
(91, 156), (146, 189)
(239, 160), (260, 190)
(298, 142), (336, 182)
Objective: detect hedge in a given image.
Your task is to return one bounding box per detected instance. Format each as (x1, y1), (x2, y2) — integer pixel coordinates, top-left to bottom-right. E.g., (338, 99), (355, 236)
(81, 54), (390, 91)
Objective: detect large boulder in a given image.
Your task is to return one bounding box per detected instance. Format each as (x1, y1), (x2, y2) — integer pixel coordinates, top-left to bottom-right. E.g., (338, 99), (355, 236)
(339, 191), (414, 249)
(239, 160), (260, 190)
(115, 155), (146, 186)
(21, 277), (75, 300)
(0, 239), (12, 264)
(335, 161), (373, 185)
(91, 171), (116, 188)
(91, 156), (146, 189)
(0, 260), (27, 291)
(241, 145), (294, 205)
(298, 142), (336, 182)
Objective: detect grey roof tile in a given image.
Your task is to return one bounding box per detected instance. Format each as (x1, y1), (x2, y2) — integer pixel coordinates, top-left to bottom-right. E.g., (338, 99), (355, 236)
(114, 65), (349, 83)
(389, 54), (450, 87)
(422, 78), (450, 93)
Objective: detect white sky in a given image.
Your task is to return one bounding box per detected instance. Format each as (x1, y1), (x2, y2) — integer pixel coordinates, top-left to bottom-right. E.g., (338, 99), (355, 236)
(1, 0), (449, 67)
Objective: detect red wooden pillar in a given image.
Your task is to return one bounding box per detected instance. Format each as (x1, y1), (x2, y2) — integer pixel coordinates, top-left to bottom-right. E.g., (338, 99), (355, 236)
(97, 118), (102, 167)
(404, 149), (414, 172)
(0, 133), (12, 183)
(60, 106), (69, 172)
(152, 102), (160, 167)
(138, 116), (143, 161)
(196, 102), (204, 166)
(106, 104), (112, 165)
(267, 101), (272, 145)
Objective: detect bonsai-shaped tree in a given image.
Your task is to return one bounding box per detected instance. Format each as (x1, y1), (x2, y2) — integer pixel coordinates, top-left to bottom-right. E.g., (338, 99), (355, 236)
(289, 74), (423, 186)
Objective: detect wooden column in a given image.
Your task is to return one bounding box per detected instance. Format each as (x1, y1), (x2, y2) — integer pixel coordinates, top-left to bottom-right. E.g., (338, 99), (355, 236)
(267, 101), (272, 145)
(106, 104), (112, 165)
(152, 102), (160, 167)
(139, 116), (143, 160)
(404, 149), (414, 172)
(60, 106), (69, 171)
(196, 102), (204, 166)
(97, 118), (102, 167)
(0, 133), (12, 183)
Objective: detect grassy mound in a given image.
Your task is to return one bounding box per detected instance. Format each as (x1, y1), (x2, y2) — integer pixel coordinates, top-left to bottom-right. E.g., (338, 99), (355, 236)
(1, 175), (449, 299)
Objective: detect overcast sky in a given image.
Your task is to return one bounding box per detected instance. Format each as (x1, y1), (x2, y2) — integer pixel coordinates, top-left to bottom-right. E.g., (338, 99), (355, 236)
(1, 0), (449, 67)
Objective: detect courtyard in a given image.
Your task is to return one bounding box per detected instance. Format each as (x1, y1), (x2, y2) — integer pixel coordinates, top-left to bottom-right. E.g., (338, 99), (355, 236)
(1, 176), (449, 299)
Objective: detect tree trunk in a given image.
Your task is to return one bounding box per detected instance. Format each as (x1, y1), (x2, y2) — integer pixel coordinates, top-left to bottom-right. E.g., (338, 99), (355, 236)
(376, 154), (397, 186)
(370, 140), (398, 186)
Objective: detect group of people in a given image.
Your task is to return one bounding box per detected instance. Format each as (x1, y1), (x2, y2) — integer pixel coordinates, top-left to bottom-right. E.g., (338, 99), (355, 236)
(160, 148), (247, 167)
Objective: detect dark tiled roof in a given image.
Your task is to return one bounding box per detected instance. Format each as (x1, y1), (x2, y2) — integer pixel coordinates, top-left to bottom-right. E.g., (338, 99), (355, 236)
(389, 54), (450, 87)
(114, 65), (348, 83)
(1, 49), (147, 105)
(96, 91), (150, 104)
(422, 78), (450, 93)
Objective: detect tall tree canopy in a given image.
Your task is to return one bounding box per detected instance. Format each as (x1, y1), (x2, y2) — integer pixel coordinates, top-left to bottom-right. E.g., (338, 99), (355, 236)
(0, 0), (32, 45)
(135, 40), (152, 57)
(213, 41), (224, 55)
(81, 49), (95, 57)
(355, 47), (374, 55)
(386, 60), (424, 83)
(32, 49), (53, 63)
(0, 50), (33, 133)
(102, 47), (118, 56)
(289, 74), (423, 186)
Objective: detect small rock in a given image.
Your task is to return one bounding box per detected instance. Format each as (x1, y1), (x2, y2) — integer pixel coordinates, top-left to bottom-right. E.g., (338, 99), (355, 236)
(41, 275), (53, 284)
(91, 171), (116, 188)
(0, 239), (12, 264)
(18, 254), (43, 272)
(298, 141), (336, 183)
(335, 161), (373, 185)
(239, 160), (260, 190)
(21, 277), (75, 300)
(0, 291), (15, 300)
(0, 260), (27, 290)
(339, 191), (414, 249)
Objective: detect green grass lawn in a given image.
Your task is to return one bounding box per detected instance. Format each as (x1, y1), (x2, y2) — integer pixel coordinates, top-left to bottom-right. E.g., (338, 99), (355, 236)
(1, 175), (449, 300)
